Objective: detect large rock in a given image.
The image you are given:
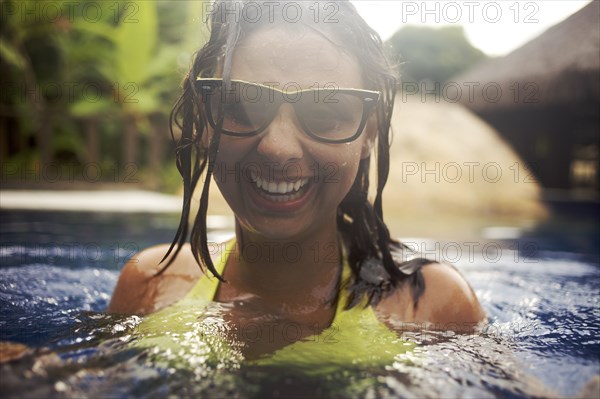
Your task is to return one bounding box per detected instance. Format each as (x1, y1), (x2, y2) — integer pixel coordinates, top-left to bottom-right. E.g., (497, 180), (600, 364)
(381, 95), (547, 236)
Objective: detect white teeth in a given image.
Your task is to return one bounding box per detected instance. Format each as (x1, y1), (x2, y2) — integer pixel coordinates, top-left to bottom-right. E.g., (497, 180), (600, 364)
(276, 182), (288, 194)
(250, 173), (309, 195)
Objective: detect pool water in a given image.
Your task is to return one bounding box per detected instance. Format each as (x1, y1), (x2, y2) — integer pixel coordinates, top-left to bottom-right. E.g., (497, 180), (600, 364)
(0, 206), (598, 398)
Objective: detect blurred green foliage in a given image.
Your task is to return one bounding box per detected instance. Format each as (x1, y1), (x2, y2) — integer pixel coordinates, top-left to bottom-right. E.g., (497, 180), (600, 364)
(0, 0), (208, 192)
(386, 25), (488, 87)
(1, 2), (488, 192)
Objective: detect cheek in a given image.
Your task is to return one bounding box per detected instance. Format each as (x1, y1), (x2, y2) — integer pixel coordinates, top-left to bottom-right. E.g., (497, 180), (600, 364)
(211, 141), (250, 200)
(314, 145), (363, 193)
(213, 138), (254, 175)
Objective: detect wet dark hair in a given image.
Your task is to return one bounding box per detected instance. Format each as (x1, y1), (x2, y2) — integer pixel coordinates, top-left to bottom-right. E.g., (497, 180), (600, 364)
(160, 0), (429, 310)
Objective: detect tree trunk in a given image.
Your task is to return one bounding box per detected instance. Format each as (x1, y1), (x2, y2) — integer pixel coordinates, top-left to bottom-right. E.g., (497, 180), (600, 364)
(37, 113), (52, 168)
(149, 122), (162, 175)
(86, 119), (99, 165)
(123, 116), (138, 167)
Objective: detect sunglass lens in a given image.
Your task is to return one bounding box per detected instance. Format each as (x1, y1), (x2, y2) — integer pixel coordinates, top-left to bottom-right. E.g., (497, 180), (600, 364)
(208, 82), (270, 134)
(299, 92), (364, 141)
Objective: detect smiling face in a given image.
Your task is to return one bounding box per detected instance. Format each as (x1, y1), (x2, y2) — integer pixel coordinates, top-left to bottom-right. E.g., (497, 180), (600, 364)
(211, 26), (374, 242)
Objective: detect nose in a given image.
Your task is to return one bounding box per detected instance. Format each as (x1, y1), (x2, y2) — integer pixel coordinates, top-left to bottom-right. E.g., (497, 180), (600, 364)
(256, 104), (304, 163)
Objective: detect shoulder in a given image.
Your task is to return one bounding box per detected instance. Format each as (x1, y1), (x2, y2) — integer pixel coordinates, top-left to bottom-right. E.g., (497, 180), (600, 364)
(375, 262), (485, 331)
(107, 243), (208, 315)
(414, 263), (486, 329)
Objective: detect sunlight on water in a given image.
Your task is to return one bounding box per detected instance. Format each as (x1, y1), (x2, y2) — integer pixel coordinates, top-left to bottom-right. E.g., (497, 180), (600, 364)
(0, 212), (598, 398)
(1, 254), (598, 398)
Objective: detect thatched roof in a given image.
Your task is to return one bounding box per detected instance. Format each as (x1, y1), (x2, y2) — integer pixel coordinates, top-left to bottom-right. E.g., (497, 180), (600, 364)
(456, 1), (599, 112)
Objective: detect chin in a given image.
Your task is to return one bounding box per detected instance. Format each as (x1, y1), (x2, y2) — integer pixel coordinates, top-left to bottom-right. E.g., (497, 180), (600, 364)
(237, 217), (314, 242)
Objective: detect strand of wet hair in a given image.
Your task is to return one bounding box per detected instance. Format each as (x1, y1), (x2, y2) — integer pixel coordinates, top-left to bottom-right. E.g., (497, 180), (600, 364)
(188, 6), (243, 281)
(156, 85), (196, 275)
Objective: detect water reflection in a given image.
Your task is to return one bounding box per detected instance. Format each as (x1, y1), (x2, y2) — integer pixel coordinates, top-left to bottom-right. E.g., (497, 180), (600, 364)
(0, 210), (598, 397)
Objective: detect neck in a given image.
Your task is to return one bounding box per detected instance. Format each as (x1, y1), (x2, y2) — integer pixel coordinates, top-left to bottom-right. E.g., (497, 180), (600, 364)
(225, 221), (342, 309)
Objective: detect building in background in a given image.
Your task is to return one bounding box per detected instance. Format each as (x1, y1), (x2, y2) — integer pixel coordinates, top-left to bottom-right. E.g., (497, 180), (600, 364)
(457, 1), (599, 198)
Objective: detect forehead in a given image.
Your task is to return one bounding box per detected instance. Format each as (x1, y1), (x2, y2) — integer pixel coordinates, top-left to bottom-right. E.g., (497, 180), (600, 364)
(229, 26), (363, 89)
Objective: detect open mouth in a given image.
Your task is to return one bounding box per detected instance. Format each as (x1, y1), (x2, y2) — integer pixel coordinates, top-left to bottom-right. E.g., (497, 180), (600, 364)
(249, 170), (312, 204)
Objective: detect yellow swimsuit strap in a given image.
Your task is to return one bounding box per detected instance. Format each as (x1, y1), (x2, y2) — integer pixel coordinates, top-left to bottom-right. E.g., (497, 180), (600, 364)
(183, 239), (354, 313)
(183, 240), (236, 302)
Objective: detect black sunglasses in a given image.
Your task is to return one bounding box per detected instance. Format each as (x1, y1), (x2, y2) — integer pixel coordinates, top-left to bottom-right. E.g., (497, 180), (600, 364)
(195, 79), (380, 144)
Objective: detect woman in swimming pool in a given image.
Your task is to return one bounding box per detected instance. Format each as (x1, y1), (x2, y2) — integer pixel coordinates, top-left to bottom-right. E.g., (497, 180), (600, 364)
(108, 0), (485, 355)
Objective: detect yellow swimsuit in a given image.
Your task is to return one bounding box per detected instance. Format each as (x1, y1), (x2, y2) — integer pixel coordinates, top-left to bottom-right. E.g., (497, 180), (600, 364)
(133, 240), (413, 375)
